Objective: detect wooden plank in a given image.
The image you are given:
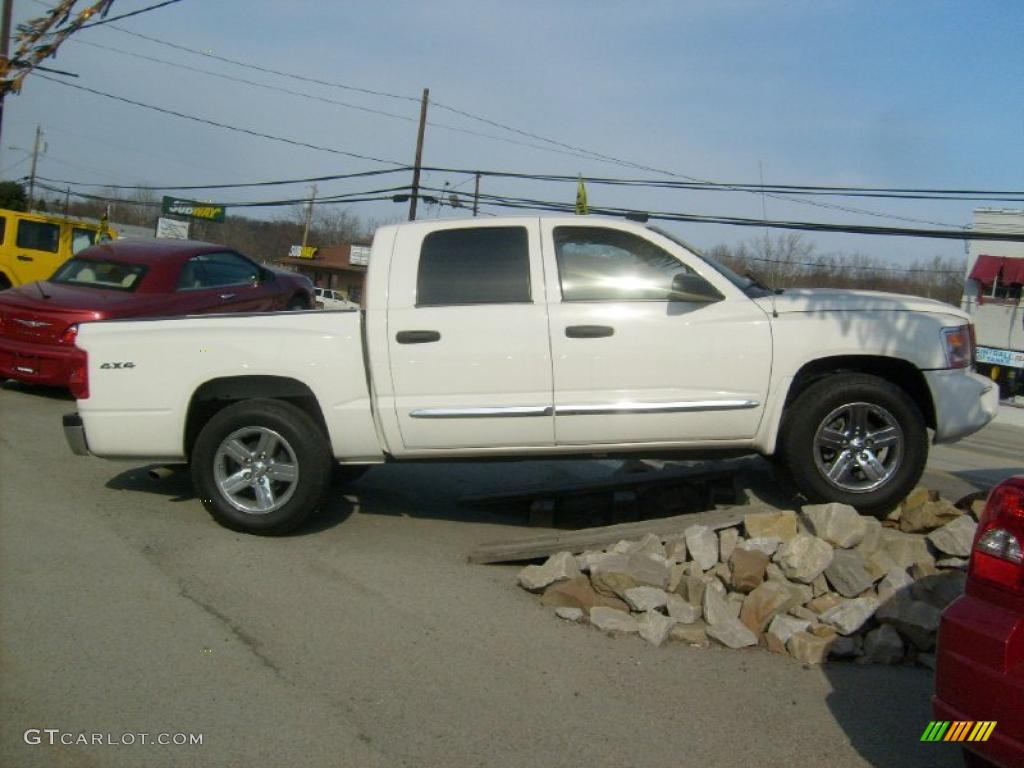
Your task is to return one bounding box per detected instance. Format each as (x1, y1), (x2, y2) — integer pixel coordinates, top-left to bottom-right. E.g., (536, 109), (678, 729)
(467, 503), (769, 564)
(460, 465), (733, 507)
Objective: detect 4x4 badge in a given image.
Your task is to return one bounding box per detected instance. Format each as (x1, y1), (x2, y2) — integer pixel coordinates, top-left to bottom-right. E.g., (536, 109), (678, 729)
(100, 362), (136, 369)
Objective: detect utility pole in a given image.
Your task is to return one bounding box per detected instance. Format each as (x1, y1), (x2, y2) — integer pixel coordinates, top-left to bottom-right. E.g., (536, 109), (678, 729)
(28, 125), (43, 208)
(408, 87), (429, 221)
(0, 0), (12, 150)
(301, 183), (317, 248)
(472, 172), (480, 217)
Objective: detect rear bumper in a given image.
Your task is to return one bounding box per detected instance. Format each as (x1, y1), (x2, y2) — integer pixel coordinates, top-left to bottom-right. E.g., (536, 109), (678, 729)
(934, 595), (1024, 768)
(63, 412), (91, 456)
(0, 335), (74, 388)
(926, 369), (999, 443)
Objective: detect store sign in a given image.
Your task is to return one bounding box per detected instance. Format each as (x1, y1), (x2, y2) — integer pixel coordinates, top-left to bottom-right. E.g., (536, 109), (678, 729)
(156, 217), (190, 239)
(976, 346), (1024, 368)
(350, 245), (371, 266)
(288, 245), (318, 259)
(161, 196), (226, 222)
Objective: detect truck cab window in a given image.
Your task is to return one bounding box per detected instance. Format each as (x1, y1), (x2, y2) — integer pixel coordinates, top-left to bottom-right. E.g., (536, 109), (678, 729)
(554, 226), (696, 301)
(72, 228), (96, 255)
(16, 220), (60, 253)
(417, 226), (531, 306)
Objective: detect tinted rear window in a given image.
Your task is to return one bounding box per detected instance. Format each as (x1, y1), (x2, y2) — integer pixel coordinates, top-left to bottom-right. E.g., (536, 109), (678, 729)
(417, 226), (531, 306)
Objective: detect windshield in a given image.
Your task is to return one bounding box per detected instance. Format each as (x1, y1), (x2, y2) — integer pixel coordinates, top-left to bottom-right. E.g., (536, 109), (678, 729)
(649, 225), (774, 298)
(51, 258), (148, 292)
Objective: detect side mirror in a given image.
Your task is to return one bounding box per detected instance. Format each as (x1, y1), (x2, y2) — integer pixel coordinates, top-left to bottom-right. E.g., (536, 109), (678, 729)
(670, 272), (725, 303)
(260, 267), (276, 282)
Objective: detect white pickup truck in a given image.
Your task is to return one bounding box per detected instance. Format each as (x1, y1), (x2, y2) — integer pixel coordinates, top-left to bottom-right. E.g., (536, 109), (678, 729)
(62, 216), (998, 534)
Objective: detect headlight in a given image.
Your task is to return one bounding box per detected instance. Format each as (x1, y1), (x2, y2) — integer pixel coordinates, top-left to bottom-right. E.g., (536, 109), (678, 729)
(941, 324), (974, 369)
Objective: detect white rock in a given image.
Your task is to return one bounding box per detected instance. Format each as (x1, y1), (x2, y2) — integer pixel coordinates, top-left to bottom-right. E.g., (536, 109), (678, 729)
(589, 607), (639, 633)
(740, 537), (782, 556)
(610, 539), (639, 554)
(637, 610), (676, 647)
(666, 593), (701, 623)
(800, 503), (868, 548)
(664, 535), (688, 564)
(623, 586), (670, 612)
(861, 624), (903, 664)
(775, 534), (834, 583)
(554, 606), (585, 622)
(634, 532), (667, 559)
(702, 583), (735, 626)
(878, 567), (914, 603)
(718, 528), (740, 563)
(767, 614), (811, 645)
(819, 596), (880, 635)
(685, 525), (719, 571)
(707, 618), (758, 649)
(936, 557), (969, 569)
(574, 550), (606, 573)
(824, 549), (874, 598)
(927, 515), (978, 558)
(517, 551), (579, 592)
(876, 596), (941, 650)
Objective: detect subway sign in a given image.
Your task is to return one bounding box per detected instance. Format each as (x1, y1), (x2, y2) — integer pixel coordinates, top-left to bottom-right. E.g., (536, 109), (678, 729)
(161, 196), (226, 222)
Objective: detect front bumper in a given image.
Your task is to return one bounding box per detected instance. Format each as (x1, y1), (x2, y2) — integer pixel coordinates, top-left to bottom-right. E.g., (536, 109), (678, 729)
(925, 369), (999, 443)
(0, 336), (75, 388)
(63, 412), (91, 456)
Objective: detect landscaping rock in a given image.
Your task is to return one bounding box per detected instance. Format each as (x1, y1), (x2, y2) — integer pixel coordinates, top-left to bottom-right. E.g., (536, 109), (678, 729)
(667, 563), (686, 593)
(829, 635), (863, 658)
(685, 524), (719, 571)
(637, 610), (676, 647)
(634, 532), (667, 559)
(744, 510), (798, 541)
(819, 596), (879, 635)
(876, 595), (941, 650)
(811, 574), (829, 598)
(789, 606), (818, 622)
(540, 576), (630, 613)
(590, 551), (671, 598)
(664, 535), (688, 564)
(861, 624), (903, 664)
(766, 614), (812, 654)
(936, 557), (968, 569)
(910, 561), (940, 580)
(911, 571), (966, 610)
(711, 563), (733, 586)
(718, 528), (740, 563)
(775, 534), (834, 583)
(666, 593), (700, 623)
(575, 550), (606, 573)
(589, 607), (639, 633)
(623, 586), (670, 612)
(855, 517), (884, 557)
(670, 620), (710, 648)
(726, 591), (745, 617)
(730, 547), (769, 593)
(740, 581), (791, 634)
(707, 618), (758, 649)
(864, 547), (899, 581)
(879, 529), (934, 570)
(927, 515), (977, 558)
(878, 567), (914, 602)
(900, 498), (962, 533)
(787, 631), (832, 664)
(703, 583), (735, 627)
(739, 537), (782, 557)
(801, 503), (868, 548)
(824, 549), (874, 598)
(518, 551), (579, 592)
(554, 607), (585, 622)
(806, 593), (844, 614)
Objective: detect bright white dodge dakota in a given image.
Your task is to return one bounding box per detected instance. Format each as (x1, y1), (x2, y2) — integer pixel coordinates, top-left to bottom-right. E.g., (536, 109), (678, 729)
(62, 217), (998, 534)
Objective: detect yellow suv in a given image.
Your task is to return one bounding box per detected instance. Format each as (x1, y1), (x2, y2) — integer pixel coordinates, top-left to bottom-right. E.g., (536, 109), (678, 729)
(0, 209), (116, 290)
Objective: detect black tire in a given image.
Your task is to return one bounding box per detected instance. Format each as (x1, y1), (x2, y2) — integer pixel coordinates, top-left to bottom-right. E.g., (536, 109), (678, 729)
(286, 296), (308, 310)
(192, 398), (333, 535)
(0, 273), (10, 291)
(778, 373), (927, 517)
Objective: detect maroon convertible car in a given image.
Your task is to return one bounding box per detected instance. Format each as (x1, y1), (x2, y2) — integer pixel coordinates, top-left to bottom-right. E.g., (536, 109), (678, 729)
(0, 239), (314, 390)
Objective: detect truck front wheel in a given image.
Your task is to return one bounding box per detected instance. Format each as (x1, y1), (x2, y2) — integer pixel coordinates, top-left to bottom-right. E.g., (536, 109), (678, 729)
(192, 398), (333, 535)
(779, 373), (928, 517)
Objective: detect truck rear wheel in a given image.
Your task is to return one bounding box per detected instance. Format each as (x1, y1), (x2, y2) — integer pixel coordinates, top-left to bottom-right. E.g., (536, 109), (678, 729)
(192, 398), (333, 535)
(779, 373), (927, 517)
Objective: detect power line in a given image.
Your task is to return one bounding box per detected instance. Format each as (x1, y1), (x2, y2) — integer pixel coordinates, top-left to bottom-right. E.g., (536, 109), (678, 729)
(78, 0), (185, 29)
(34, 73), (406, 166)
(35, 167), (410, 191)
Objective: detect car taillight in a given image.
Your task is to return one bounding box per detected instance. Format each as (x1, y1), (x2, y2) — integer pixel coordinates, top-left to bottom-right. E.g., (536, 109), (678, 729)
(68, 345), (89, 400)
(58, 323), (79, 344)
(941, 324), (973, 369)
(969, 477), (1024, 595)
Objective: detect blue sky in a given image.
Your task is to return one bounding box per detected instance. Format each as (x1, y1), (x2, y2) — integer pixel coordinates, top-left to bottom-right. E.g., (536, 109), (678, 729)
(3, 0), (1022, 263)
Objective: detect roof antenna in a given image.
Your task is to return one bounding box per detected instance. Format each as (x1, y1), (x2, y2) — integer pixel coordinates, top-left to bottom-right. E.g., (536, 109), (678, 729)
(760, 160), (778, 318)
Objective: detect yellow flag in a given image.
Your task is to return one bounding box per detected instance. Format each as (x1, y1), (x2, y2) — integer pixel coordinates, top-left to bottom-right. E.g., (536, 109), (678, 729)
(575, 175), (588, 215)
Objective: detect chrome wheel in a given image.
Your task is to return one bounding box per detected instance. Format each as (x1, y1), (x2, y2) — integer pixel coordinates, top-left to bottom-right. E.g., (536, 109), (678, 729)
(213, 426), (299, 514)
(812, 401), (903, 493)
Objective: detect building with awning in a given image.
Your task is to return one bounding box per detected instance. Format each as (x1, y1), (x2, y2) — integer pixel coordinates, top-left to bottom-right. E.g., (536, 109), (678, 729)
(962, 209), (1024, 400)
(276, 243), (369, 304)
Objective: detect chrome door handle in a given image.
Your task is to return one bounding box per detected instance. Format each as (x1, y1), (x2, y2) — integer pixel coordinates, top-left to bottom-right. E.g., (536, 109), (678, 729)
(219, 293), (236, 300)
(16, 254), (33, 262)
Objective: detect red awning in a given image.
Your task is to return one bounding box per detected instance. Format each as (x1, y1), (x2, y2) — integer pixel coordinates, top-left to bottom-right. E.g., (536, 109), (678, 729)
(970, 254), (1024, 285)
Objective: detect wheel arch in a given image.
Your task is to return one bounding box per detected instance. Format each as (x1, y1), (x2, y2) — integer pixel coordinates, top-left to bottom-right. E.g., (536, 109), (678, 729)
(764, 354), (936, 454)
(184, 375), (329, 459)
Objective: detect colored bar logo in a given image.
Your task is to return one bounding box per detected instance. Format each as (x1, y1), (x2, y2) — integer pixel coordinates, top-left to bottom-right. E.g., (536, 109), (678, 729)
(921, 721), (997, 742)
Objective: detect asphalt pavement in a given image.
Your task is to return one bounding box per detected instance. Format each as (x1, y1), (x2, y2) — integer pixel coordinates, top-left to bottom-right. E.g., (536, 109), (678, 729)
(2, 382), (1020, 768)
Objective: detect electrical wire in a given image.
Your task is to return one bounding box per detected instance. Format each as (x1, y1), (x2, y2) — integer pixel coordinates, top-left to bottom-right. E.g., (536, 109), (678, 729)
(35, 167), (411, 191)
(79, 0), (184, 28)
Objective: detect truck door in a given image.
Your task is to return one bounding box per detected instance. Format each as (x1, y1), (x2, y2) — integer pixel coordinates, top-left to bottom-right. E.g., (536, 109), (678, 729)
(12, 216), (65, 284)
(541, 222), (772, 446)
(385, 221), (554, 450)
